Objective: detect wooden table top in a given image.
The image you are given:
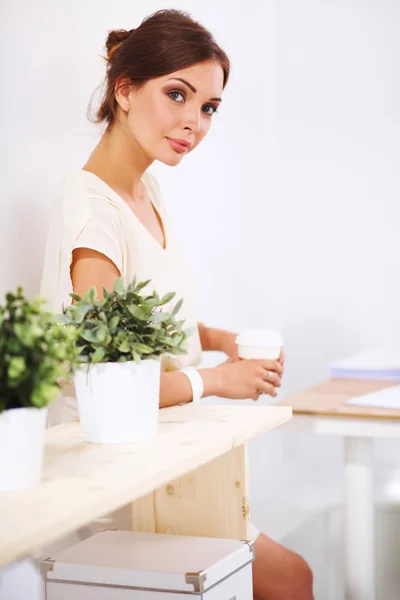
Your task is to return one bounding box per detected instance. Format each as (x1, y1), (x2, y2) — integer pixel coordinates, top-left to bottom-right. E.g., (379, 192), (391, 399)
(278, 379), (400, 420)
(0, 403), (291, 568)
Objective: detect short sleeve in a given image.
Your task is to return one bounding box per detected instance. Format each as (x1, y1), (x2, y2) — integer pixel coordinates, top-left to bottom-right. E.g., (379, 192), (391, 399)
(72, 217), (123, 274)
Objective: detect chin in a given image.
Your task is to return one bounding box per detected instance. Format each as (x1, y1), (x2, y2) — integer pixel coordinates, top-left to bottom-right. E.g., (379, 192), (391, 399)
(157, 153), (184, 167)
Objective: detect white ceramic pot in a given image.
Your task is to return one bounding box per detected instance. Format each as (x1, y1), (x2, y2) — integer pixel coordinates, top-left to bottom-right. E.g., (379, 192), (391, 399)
(0, 406), (48, 491)
(74, 359), (161, 444)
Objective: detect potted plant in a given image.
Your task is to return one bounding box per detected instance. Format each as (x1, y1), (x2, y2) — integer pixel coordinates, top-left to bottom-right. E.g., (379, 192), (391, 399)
(61, 277), (191, 444)
(0, 288), (77, 490)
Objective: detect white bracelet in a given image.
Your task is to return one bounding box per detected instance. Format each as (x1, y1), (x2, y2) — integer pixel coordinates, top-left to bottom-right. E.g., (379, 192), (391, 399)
(181, 367), (204, 403)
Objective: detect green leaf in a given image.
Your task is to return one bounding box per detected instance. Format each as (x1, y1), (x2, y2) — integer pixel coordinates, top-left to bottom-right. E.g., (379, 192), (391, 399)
(113, 277), (125, 294)
(127, 275), (137, 292)
(159, 291), (176, 306)
(150, 312), (170, 323)
(109, 315), (120, 330)
(14, 323), (32, 346)
(94, 326), (108, 343)
(144, 296), (159, 309)
(83, 286), (97, 303)
(55, 313), (70, 325)
(73, 302), (92, 323)
(8, 357), (26, 380)
(80, 328), (100, 344)
(69, 293), (82, 302)
(127, 304), (147, 321)
(135, 343), (154, 354)
(172, 298), (184, 316)
(31, 383), (59, 408)
(91, 347), (106, 363)
(135, 279), (151, 292)
(118, 339), (130, 353)
(132, 351), (141, 364)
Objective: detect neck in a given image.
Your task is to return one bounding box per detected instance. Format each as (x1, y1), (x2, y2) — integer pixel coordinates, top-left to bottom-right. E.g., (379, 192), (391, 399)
(83, 119), (154, 199)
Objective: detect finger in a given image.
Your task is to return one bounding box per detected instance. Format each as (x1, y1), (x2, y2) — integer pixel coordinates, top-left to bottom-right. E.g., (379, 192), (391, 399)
(279, 348), (285, 365)
(256, 380), (277, 398)
(261, 369), (281, 387)
(256, 359), (283, 376)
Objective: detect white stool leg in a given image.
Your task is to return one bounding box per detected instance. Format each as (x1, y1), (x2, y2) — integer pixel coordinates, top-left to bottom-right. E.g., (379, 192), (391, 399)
(344, 436), (375, 600)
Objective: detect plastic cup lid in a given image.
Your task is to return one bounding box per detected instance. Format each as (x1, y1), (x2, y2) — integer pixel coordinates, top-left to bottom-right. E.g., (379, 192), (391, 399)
(235, 328), (283, 348)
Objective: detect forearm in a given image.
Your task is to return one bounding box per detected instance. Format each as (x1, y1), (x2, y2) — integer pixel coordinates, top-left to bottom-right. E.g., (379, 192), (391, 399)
(197, 322), (236, 353)
(159, 369), (221, 408)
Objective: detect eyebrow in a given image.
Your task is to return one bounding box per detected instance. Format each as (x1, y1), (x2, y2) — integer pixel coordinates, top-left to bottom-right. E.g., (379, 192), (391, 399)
(167, 77), (222, 102)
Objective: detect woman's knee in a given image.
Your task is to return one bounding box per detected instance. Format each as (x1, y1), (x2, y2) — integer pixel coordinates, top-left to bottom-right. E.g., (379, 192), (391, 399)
(291, 553), (314, 600)
(252, 533), (314, 600)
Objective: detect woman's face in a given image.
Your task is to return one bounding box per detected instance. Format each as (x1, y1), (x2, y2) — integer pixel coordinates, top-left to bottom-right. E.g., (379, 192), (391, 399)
(119, 59), (224, 166)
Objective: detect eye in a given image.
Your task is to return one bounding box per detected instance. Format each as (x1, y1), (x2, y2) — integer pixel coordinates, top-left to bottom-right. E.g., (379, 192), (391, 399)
(168, 90), (185, 103)
(203, 104), (218, 116)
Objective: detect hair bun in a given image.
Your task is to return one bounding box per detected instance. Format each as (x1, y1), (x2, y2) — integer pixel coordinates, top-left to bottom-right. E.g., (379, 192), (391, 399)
(106, 29), (133, 58)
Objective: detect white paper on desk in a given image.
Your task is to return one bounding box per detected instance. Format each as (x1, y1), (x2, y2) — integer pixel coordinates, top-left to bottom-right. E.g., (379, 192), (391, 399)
(346, 386), (400, 409)
(330, 349), (400, 381)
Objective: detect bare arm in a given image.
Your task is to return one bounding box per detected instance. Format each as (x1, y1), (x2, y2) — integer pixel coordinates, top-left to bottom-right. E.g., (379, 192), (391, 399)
(159, 369), (221, 407)
(197, 322), (236, 353)
(70, 247), (121, 299)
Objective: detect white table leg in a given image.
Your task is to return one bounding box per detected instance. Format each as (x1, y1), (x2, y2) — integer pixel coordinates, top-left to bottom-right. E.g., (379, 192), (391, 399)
(344, 436), (375, 600)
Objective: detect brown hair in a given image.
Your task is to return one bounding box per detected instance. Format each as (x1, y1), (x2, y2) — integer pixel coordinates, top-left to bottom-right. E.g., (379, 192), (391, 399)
(94, 9), (230, 127)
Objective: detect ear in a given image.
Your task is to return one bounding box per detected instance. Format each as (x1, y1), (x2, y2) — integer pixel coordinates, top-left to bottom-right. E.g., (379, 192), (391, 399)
(115, 78), (132, 112)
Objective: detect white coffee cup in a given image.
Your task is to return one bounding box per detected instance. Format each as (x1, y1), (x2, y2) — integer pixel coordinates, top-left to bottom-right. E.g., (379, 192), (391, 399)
(236, 328), (283, 360)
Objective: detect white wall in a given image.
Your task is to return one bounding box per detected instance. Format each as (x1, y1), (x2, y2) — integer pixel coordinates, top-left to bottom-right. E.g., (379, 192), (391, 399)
(276, 0), (400, 394)
(2, 0), (400, 592)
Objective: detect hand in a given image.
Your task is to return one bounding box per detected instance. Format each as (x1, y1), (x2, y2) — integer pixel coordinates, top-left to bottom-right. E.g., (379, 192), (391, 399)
(220, 331), (285, 372)
(216, 359), (283, 400)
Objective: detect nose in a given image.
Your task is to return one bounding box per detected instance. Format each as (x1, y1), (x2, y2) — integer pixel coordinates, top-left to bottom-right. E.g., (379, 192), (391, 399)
(182, 106), (201, 134)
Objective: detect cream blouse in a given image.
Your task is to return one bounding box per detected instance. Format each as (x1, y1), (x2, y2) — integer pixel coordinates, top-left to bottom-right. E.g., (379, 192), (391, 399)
(40, 169), (202, 424)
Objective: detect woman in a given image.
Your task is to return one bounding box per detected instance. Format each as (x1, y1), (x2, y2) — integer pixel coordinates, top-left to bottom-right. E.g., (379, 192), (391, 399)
(41, 9), (313, 600)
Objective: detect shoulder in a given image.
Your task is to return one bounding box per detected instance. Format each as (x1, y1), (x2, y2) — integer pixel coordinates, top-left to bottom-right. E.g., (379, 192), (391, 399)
(61, 170), (121, 229)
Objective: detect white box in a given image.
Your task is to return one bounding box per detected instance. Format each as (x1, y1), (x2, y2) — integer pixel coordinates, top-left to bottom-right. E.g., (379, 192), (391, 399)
(42, 530), (255, 599)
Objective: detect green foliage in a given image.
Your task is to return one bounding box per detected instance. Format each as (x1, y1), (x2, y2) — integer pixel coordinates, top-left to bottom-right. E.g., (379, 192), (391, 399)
(60, 277), (193, 365)
(0, 288), (78, 412)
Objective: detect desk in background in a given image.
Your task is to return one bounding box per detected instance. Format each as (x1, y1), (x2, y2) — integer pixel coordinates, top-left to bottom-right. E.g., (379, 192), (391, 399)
(279, 379), (400, 600)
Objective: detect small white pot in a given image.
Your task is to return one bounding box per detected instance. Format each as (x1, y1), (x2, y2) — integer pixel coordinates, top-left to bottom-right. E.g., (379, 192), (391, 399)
(0, 406), (48, 491)
(74, 359), (161, 444)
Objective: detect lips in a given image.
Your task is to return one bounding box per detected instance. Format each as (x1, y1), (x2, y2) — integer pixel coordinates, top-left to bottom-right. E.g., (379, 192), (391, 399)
(166, 137), (192, 154)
